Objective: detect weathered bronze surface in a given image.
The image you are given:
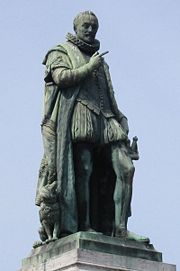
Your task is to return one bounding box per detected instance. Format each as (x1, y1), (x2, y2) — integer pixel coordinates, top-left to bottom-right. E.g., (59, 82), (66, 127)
(35, 11), (148, 246)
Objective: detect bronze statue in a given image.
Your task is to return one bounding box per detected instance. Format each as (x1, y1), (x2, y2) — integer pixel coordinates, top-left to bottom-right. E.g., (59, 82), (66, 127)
(35, 11), (149, 244)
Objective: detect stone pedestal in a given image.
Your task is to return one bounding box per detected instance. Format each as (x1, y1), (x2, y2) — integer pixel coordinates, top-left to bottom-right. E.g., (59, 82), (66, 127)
(19, 232), (176, 271)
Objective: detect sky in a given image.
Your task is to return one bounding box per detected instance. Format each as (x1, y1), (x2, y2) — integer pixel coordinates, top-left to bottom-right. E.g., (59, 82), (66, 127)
(0, 0), (179, 270)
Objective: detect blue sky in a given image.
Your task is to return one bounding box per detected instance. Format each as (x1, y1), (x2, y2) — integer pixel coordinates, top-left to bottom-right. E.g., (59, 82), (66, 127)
(0, 1), (179, 270)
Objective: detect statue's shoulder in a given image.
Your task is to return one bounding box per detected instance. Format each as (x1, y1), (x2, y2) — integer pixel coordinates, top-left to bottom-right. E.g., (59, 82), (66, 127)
(103, 61), (109, 70)
(49, 44), (68, 55)
(42, 44), (68, 65)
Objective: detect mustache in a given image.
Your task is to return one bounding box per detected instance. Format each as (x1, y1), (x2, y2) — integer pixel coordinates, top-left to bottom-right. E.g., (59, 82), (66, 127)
(84, 32), (95, 35)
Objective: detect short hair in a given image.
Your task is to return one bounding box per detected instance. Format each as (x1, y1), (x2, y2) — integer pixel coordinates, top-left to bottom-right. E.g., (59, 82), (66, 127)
(73, 11), (99, 32)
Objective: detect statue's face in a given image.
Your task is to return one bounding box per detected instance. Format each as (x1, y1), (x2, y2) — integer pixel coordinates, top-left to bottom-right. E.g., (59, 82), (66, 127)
(75, 14), (98, 44)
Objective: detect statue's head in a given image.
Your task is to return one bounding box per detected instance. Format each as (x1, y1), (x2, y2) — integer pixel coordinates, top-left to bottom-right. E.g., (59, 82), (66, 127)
(73, 11), (99, 44)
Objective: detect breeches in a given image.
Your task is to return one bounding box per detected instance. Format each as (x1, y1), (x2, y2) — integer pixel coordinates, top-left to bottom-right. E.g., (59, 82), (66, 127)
(71, 102), (127, 145)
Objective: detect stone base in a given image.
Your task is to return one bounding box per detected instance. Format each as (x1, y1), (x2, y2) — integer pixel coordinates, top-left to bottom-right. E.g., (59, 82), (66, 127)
(19, 232), (176, 271)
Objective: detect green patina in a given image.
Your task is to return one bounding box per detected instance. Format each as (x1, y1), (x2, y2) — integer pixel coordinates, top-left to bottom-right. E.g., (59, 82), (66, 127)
(35, 11), (149, 246)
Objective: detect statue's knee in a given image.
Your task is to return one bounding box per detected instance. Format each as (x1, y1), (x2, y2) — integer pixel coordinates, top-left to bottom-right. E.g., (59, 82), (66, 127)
(114, 193), (121, 204)
(83, 162), (92, 174)
(76, 149), (92, 176)
(78, 160), (92, 177)
(113, 181), (122, 204)
(124, 164), (135, 177)
(130, 164), (135, 175)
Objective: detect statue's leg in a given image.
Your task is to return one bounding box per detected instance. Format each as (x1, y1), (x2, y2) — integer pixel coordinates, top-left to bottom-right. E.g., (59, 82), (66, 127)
(38, 226), (47, 242)
(73, 142), (93, 231)
(53, 221), (60, 240)
(111, 143), (150, 242)
(111, 143), (135, 237)
(42, 220), (53, 241)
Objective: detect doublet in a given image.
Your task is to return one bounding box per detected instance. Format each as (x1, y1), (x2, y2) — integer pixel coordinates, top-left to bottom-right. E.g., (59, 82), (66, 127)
(77, 54), (114, 118)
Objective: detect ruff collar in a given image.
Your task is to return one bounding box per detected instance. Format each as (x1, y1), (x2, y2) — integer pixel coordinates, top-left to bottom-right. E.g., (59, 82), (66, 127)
(66, 33), (100, 55)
